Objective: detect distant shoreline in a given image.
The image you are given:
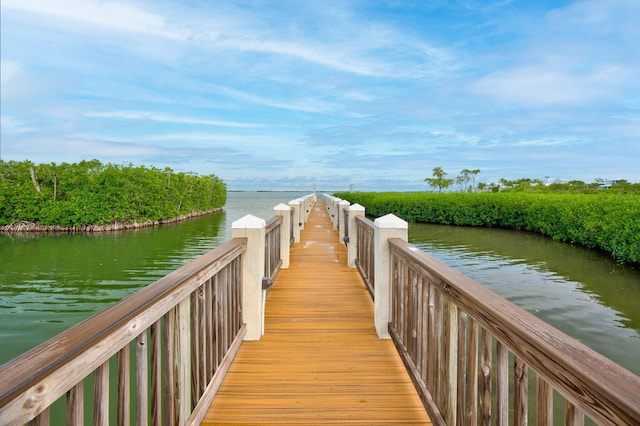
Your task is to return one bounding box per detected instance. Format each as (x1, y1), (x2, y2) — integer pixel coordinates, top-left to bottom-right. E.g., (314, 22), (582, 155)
(0, 208), (223, 234)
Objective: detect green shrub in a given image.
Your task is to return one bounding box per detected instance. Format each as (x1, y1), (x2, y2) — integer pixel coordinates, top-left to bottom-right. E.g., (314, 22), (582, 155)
(0, 160), (226, 227)
(334, 191), (640, 264)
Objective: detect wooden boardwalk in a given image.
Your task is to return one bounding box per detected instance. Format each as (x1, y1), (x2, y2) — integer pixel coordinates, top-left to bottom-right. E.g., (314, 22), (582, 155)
(202, 202), (431, 425)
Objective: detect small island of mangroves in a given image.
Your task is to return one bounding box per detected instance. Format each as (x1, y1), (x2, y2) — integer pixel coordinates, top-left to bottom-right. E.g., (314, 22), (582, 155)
(334, 191), (640, 265)
(0, 160), (226, 231)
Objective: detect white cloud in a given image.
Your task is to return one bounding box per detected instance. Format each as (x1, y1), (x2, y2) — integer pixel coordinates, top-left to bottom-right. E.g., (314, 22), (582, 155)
(513, 137), (583, 147)
(144, 133), (296, 148)
(2, 1), (639, 188)
(2, 0), (185, 40)
(547, 0), (640, 37)
(0, 116), (37, 134)
(471, 64), (629, 106)
(215, 37), (385, 77)
(85, 111), (261, 128)
(211, 85), (337, 113)
(0, 61), (22, 87)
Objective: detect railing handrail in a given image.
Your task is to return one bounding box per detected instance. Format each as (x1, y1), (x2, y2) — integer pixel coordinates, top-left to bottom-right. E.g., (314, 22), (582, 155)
(0, 237), (247, 424)
(388, 237), (640, 425)
(354, 215), (372, 227)
(265, 215), (282, 234)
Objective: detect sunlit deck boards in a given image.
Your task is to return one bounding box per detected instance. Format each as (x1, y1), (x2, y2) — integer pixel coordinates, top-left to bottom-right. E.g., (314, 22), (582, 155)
(202, 202), (431, 425)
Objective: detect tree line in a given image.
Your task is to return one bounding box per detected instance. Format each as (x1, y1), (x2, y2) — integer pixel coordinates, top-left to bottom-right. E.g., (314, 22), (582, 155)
(0, 159), (226, 229)
(424, 167), (640, 194)
(334, 191), (640, 265)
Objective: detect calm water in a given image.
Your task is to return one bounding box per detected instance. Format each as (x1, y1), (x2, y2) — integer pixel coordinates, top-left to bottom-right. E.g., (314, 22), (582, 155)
(0, 191), (309, 364)
(409, 223), (640, 376)
(1, 192), (639, 378)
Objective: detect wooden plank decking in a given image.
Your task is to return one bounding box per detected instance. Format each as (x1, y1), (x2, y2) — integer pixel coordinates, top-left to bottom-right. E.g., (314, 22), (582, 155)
(202, 202), (431, 425)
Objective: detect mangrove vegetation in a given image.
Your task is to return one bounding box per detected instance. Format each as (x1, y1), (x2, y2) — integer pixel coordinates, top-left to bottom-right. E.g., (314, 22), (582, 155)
(333, 191), (640, 265)
(0, 159), (226, 231)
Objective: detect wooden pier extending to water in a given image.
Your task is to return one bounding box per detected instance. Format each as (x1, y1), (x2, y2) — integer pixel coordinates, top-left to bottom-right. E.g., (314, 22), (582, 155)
(202, 201), (430, 424)
(1, 193), (639, 426)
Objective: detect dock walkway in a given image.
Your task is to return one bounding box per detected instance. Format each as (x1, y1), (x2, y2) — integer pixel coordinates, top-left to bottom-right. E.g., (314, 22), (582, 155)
(202, 201), (431, 425)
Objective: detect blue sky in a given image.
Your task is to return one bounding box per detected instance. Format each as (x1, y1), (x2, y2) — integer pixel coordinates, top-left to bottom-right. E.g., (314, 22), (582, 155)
(1, 0), (639, 191)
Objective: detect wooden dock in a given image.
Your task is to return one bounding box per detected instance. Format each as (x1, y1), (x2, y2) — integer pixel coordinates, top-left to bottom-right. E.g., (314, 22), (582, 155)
(202, 202), (431, 425)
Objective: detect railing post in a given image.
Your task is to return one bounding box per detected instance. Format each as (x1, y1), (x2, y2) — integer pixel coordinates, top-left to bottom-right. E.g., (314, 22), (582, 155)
(303, 195), (312, 221)
(232, 214), (266, 341)
(373, 213), (408, 339)
(322, 194), (330, 215)
(347, 203), (365, 268)
(332, 197), (341, 230)
(296, 198), (305, 230)
(338, 200), (350, 243)
(174, 297), (191, 423)
(288, 200), (301, 243)
(274, 203), (291, 268)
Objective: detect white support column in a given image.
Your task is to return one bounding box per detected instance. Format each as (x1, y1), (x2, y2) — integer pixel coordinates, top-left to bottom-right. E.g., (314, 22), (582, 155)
(307, 195), (314, 218)
(347, 203), (365, 268)
(304, 196), (310, 221)
(274, 203), (291, 268)
(288, 200), (301, 243)
(296, 198), (305, 230)
(373, 214), (408, 339)
(322, 194), (331, 212)
(332, 198), (341, 230)
(338, 200), (350, 243)
(232, 214), (266, 341)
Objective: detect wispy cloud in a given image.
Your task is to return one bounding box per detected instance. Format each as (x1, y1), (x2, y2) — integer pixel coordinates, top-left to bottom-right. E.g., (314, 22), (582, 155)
(0, 116), (37, 134)
(85, 111), (261, 128)
(211, 86), (338, 113)
(471, 64), (630, 106)
(2, 1), (639, 189)
(214, 37), (388, 78)
(2, 0), (184, 39)
(0, 60), (22, 86)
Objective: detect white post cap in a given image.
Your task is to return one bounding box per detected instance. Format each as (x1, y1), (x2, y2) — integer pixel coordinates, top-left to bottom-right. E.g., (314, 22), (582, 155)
(374, 213), (408, 229)
(274, 203), (291, 211)
(232, 214), (266, 229)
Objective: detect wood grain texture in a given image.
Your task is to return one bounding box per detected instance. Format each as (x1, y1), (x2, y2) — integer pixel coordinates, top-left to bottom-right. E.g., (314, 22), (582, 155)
(387, 237), (640, 425)
(203, 202), (431, 425)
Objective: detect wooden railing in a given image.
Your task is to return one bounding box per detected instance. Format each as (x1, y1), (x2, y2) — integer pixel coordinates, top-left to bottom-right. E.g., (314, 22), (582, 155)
(335, 199), (640, 425)
(387, 237), (640, 426)
(264, 216), (282, 285)
(0, 238), (247, 426)
(355, 215), (374, 298)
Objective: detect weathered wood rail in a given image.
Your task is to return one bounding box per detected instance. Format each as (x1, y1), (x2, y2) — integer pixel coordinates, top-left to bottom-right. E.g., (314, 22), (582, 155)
(324, 193), (640, 426)
(0, 238), (247, 426)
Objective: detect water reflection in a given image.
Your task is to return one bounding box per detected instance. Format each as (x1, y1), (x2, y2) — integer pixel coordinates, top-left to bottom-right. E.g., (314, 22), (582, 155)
(409, 223), (640, 375)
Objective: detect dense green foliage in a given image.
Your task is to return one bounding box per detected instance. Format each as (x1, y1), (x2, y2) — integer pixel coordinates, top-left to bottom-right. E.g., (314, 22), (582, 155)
(334, 191), (640, 264)
(0, 160), (226, 227)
